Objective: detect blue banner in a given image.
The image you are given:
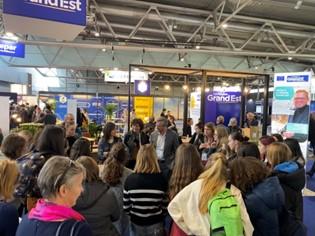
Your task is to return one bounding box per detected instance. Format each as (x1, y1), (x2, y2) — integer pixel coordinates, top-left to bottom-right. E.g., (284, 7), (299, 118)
(4, 0), (86, 26)
(55, 95), (72, 120)
(205, 91), (241, 126)
(0, 39), (25, 58)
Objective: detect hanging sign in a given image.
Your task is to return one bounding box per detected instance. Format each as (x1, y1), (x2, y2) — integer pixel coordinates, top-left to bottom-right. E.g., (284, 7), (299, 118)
(134, 80), (150, 96)
(0, 39), (25, 58)
(3, 0), (86, 40)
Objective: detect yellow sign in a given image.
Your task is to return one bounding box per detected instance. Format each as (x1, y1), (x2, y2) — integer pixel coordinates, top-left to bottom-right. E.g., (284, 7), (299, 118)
(134, 96), (153, 122)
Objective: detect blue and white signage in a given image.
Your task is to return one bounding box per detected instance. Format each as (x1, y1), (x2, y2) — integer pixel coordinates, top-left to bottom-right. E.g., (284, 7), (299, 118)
(4, 0), (86, 26)
(134, 80), (150, 96)
(0, 39), (25, 58)
(3, 0), (86, 40)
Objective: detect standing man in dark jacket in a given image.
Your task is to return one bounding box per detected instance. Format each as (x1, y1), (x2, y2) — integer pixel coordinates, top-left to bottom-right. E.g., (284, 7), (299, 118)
(150, 117), (179, 180)
(183, 118), (193, 137)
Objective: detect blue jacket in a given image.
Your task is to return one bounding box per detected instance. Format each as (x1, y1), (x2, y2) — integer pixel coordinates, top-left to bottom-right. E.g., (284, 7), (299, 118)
(244, 176), (285, 236)
(0, 202), (19, 236)
(16, 216), (92, 236)
(272, 161), (305, 221)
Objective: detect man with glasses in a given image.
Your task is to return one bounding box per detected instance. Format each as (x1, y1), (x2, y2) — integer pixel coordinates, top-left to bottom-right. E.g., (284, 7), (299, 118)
(283, 89), (310, 142)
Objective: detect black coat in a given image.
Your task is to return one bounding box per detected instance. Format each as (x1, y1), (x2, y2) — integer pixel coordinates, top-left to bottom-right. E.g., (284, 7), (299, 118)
(74, 181), (120, 236)
(272, 163), (305, 221)
(189, 133), (204, 148)
(244, 176), (285, 236)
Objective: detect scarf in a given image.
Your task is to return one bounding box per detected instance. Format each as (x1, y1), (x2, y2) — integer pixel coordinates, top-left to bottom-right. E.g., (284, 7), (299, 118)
(28, 199), (85, 222)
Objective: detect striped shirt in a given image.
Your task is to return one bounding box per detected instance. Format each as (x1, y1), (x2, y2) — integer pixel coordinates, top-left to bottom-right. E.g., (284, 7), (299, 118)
(123, 173), (168, 226)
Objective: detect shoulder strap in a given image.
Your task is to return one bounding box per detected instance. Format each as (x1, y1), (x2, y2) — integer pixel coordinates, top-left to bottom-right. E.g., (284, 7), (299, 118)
(70, 221), (81, 236)
(55, 221), (67, 236)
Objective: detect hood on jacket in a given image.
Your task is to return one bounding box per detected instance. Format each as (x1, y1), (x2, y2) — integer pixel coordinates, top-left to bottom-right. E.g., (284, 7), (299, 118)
(273, 162), (305, 191)
(247, 176), (284, 210)
(274, 161), (298, 173)
(75, 181), (109, 210)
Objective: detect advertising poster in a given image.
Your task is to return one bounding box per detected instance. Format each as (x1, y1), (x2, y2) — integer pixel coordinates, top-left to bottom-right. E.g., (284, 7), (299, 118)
(271, 72), (311, 157)
(190, 92), (201, 126)
(134, 96), (153, 122)
(204, 87), (241, 126)
(55, 95), (72, 120)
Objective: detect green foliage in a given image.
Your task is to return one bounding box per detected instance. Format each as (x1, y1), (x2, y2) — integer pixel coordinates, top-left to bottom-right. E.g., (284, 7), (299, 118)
(12, 123), (44, 135)
(88, 122), (98, 138)
(104, 103), (117, 119)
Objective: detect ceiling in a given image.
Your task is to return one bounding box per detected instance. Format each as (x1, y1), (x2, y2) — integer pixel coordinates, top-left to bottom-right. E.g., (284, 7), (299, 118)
(1, 0), (315, 87)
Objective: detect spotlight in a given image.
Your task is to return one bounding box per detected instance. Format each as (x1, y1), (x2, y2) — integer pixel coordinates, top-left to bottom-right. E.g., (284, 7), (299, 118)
(182, 85), (188, 90)
(164, 84), (170, 90)
(288, 57), (293, 60)
(114, 67), (118, 71)
(205, 88), (210, 92)
(196, 87), (201, 92)
(102, 48), (106, 52)
(195, 45), (200, 50)
(180, 57), (184, 62)
(94, 32), (100, 37)
(222, 24), (228, 29)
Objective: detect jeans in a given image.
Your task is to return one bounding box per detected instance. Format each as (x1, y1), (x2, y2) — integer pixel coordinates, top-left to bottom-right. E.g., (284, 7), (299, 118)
(130, 222), (165, 236)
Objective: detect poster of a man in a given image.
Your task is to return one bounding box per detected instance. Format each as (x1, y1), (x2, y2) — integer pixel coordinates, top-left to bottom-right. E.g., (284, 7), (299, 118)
(283, 89), (310, 142)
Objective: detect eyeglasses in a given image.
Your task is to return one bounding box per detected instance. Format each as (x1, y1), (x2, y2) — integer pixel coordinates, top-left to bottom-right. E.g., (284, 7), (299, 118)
(53, 159), (75, 191)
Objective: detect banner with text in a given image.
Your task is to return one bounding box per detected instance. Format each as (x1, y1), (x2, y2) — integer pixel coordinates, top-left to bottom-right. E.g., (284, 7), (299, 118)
(205, 88), (241, 126)
(134, 96), (153, 122)
(272, 72), (311, 158)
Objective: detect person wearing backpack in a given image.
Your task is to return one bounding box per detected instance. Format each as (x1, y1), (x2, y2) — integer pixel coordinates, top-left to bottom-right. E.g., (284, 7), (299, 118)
(229, 157), (285, 236)
(168, 152), (253, 236)
(15, 125), (66, 212)
(16, 156), (92, 236)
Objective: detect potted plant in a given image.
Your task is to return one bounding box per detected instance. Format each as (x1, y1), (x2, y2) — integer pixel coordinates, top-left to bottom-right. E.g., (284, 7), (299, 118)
(104, 103), (117, 121)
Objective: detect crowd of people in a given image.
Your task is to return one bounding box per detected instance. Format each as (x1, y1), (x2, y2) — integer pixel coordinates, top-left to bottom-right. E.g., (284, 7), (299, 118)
(0, 106), (309, 236)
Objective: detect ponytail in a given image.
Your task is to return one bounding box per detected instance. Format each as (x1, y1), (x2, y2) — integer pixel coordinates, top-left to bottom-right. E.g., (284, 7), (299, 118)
(198, 153), (228, 213)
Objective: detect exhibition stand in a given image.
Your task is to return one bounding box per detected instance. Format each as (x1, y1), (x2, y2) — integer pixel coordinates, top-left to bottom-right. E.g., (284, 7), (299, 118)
(128, 64), (270, 136)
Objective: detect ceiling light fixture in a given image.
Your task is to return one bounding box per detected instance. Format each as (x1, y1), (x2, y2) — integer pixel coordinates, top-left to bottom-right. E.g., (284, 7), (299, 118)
(288, 56), (293, 60)
(94, 32), (100, 37)
(102, 48), (106, 52)
(195, 45), (200, 50)
(222, 24), (228, 29)
(182, 85), (188, 90)
(164, 84), (170, 90)
(114, 67), (118, 71)
(205, 88), (210, 92)
(294, 0), (303, 10)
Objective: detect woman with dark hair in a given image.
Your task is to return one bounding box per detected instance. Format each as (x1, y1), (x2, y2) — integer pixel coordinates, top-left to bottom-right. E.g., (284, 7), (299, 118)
(98, 122), (121, 163)
(124, 118), (149, 169)
(36, 125), (66, 156)
(199, 122), (215, 162)
(15, 125), (66, 210)
(74, 156), (120, 236)
(229, 157), (285, 236)
(102, 143), (132, 236)
(0, 133), (27, 160)
(168, 115), (178, 133)
(168, 144), (203, 235)
(69, 138), (91, 161)
(284, 138), (305, 166)
(227, 132), (248, 161)
(237, 142), (260, 160)
(272, 133), (284, 142)
(189, 122), (204, 148)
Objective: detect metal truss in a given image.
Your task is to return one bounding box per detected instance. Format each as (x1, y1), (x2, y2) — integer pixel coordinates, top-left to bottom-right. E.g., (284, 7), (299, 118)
(85, 0), (315, 61)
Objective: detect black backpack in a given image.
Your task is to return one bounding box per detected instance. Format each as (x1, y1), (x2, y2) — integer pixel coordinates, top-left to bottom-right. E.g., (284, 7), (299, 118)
(15, 151), (51, 198)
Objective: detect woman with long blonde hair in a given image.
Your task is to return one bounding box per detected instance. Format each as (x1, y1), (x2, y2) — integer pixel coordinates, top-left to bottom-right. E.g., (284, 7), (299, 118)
(168, 153), (253, 236)
(0, 160), (19, 236)
(123, 144), (168, 236)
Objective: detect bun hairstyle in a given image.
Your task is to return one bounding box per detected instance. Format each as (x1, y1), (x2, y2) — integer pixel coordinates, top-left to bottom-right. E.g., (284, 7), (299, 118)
(229, 132), (249, 142)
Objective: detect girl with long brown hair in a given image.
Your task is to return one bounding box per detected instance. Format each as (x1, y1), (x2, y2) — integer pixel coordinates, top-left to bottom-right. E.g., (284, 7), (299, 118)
(168, 144), (203, 235)
(168, 153), (253, 236)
